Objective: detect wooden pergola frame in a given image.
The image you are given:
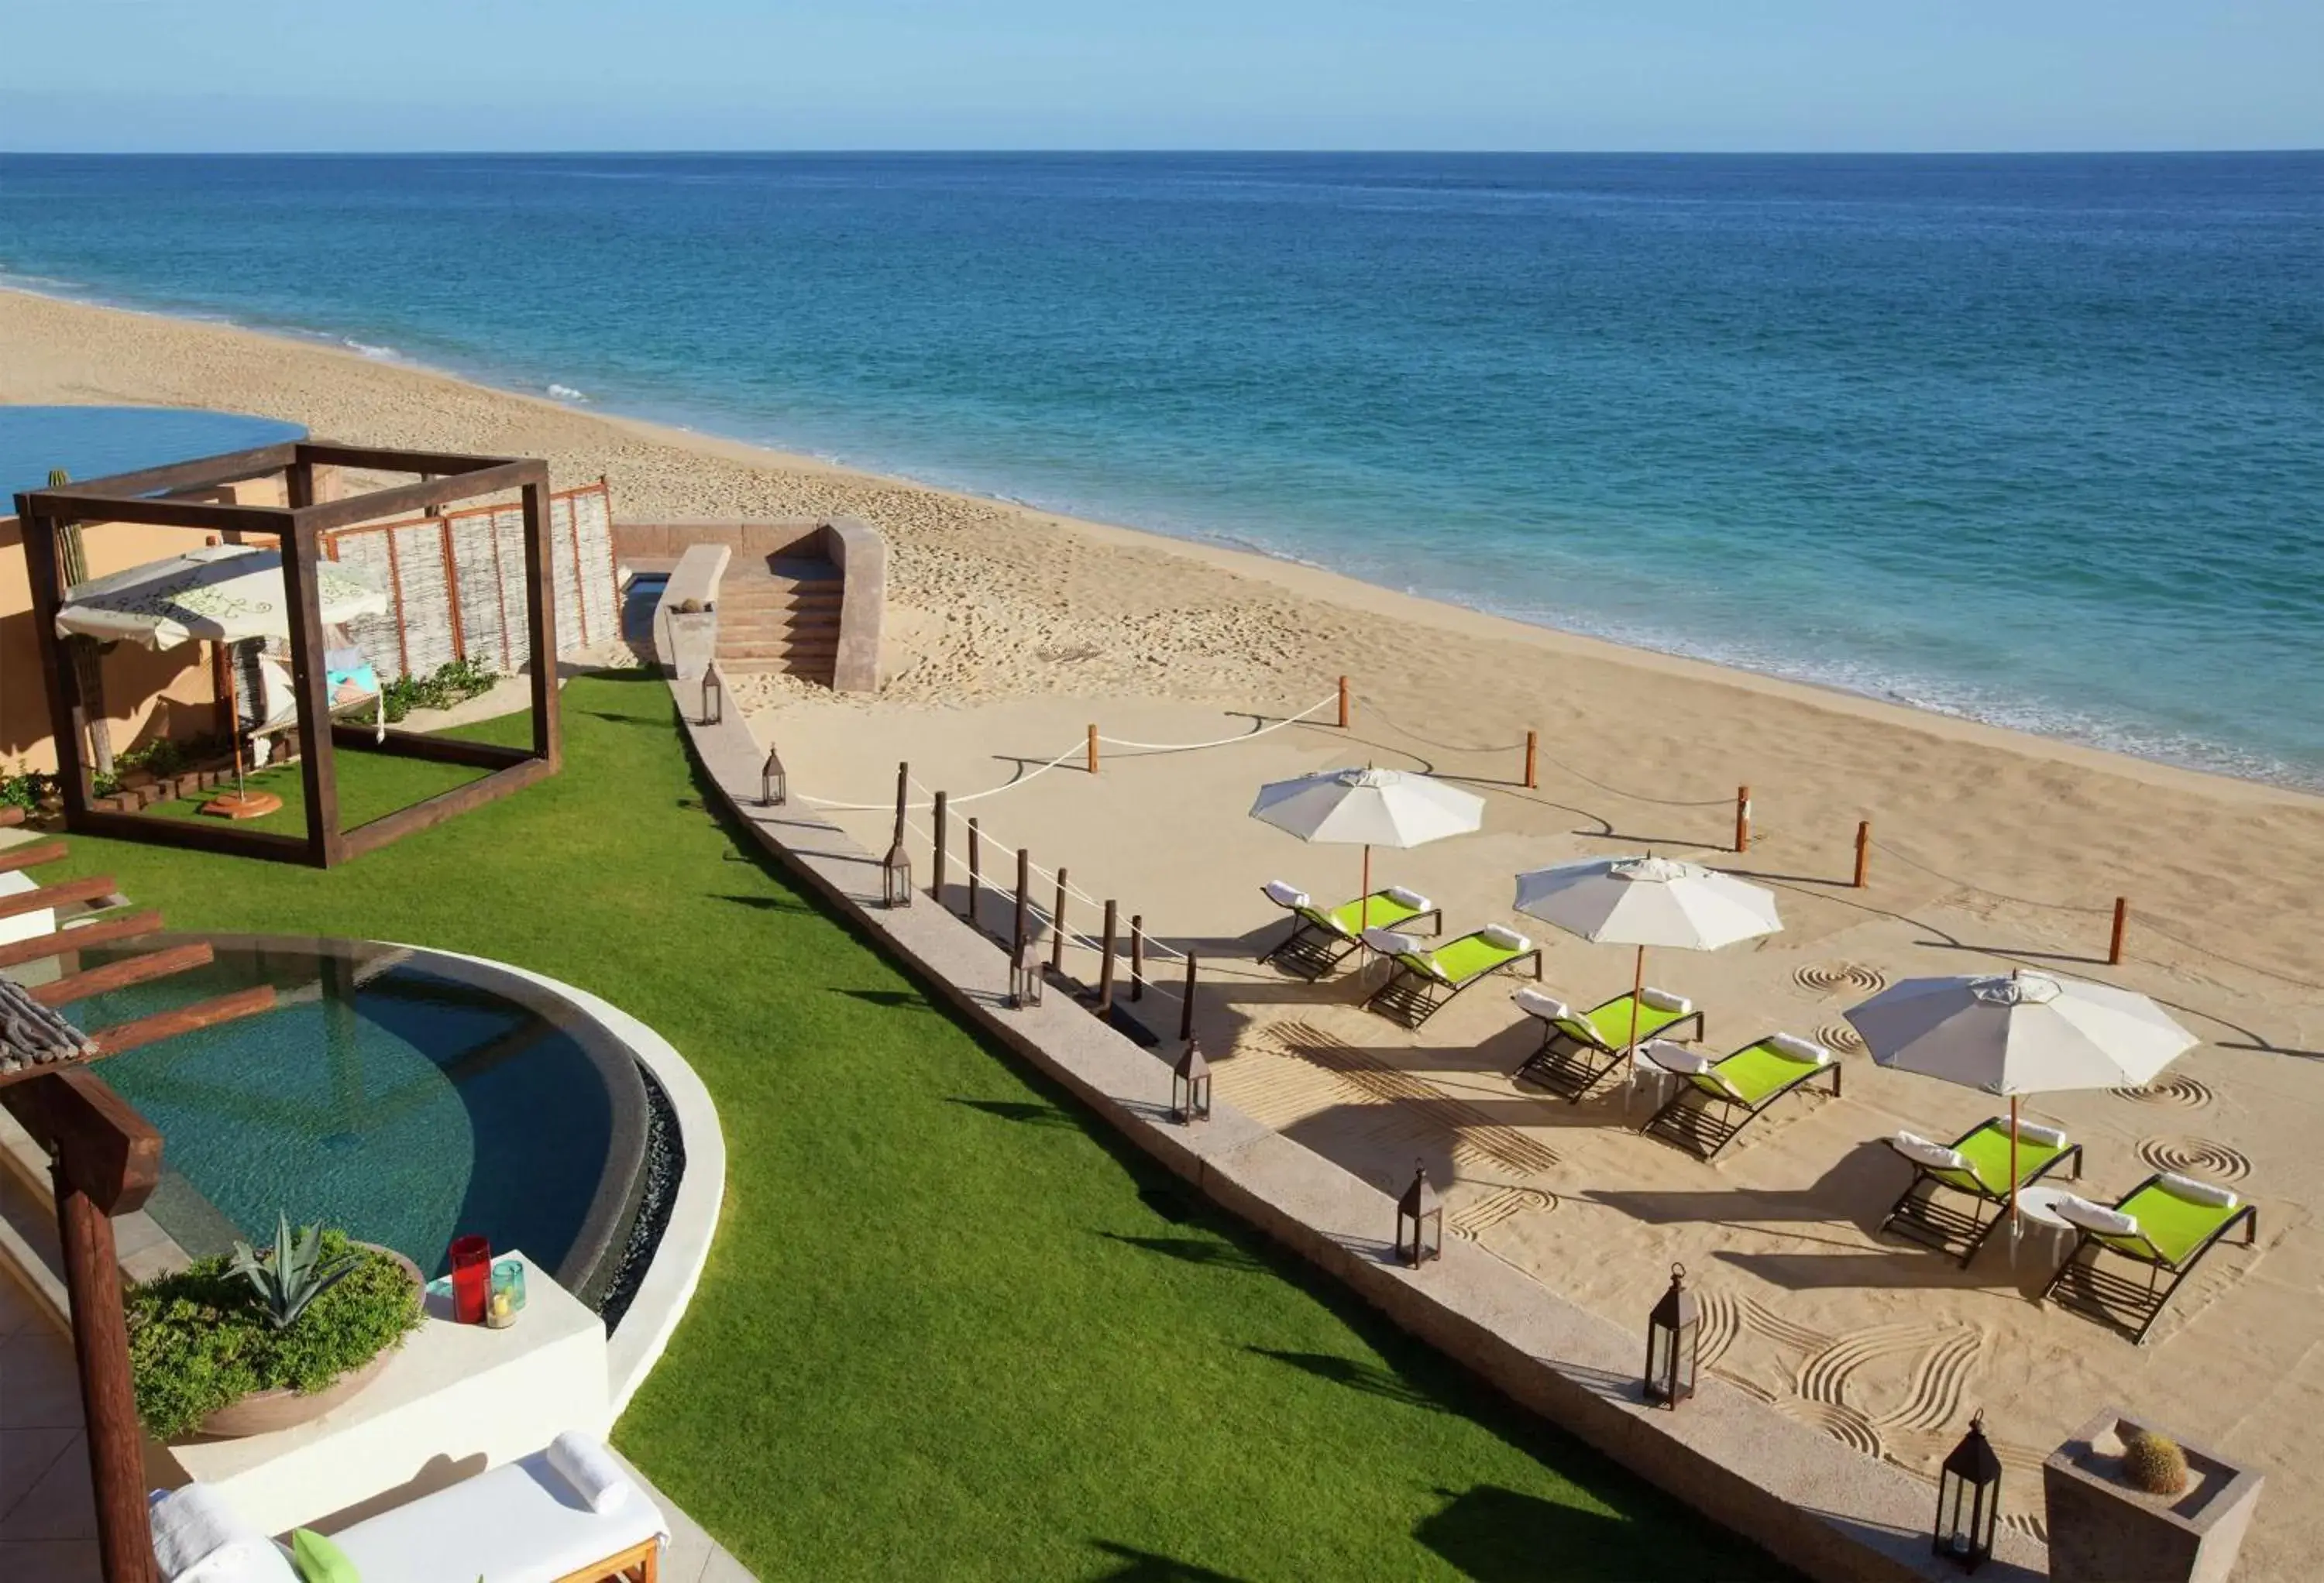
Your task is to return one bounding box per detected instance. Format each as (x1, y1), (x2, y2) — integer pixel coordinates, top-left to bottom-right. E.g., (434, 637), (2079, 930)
(12, 442), (562, 869)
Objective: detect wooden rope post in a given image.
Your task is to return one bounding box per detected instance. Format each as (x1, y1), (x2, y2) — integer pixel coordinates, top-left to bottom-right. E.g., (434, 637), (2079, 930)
(1098, 901), (1118, 1013)
(966, 818), (982, 929)
(2109, 896), (2129, 966)
(930, 792), (948, 904)
(1853, 820), (1872, 889)
(1130, 914), (1145, 1001)
(1524, 730), (1538, 789)
(1179, 952), (1197, 1042)
(1337, 675), (1351, 729)
(1012, 847), (1030, 967)
(1734, 785), (1752, 853)
(1050, 867), (1067, 972)
(1087, 723), (1099, 775)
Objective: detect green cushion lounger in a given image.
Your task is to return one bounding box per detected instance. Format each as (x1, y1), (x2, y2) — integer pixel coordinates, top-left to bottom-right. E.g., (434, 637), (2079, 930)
(1508, 986), (1707, 1101)
(1256, 880), (1442, 982)
(1362, 924), (1542, 1028)
(1879, 1117), (2085, 1267)
(1637, 1032), (1842, 1159)
(2043, 1173), (2259, 1345)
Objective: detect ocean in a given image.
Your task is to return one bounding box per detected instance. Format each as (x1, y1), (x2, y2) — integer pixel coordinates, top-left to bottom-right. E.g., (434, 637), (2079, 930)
(3, 152), (2319, 786)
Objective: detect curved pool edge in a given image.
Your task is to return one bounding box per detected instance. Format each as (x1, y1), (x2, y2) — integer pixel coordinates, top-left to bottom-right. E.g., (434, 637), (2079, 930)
(391, 944), (727, 1419)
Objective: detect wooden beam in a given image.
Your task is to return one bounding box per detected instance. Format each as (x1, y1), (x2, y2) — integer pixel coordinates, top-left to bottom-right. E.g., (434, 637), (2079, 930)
(0, 840), (68, 874)
(18, 493), (290, 535)
(278, 506), (343, 868)
(295, 442), (523, 476)
(60, 810), (311, 864)
(521, 479), (562, 771)
(83, 984), (277, 1059)
(0, 875), (116, 923)
(1, 1069), (163, 1213)
(18, 439), (296, 503)
(330, 723), (532, 770)
(337, 755), (555, 860)
(30, 943), (215, 1008)
(0, 912), (165, 971)
(15, 510), (93, 820)
(289, 459), (545, 537)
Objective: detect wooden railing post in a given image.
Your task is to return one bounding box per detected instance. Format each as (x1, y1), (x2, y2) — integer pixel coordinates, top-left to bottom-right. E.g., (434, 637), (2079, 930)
(1087, 723), (1099, 775)
(1179, 953), (1197, 1042)
(1130, 914), (1145, 1001)
(930, 792), (948, 904)
(1524, 730), (1538, 789)
(1098, 901), (1118, 1013)
(966, 817), (982, 929)
(2109, 896), (2129, 966)
(1050, 867), (1067, 972)
(1734, 785), (1752, 853)
(1337, 675), (1351, 729)
(1853, 820), (1872, 889)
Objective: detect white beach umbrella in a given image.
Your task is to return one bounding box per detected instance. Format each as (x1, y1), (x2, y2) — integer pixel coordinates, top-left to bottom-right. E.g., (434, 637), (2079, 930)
(54, 543), (387, 650)
(1512, 853), (1783, 1051)
(1249, 767), (1485, 936)
(1845, 970), (2199, 1234)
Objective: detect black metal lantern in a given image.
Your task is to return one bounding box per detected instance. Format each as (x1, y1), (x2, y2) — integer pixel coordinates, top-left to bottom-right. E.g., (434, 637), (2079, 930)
(701, 667), (724, 726)
(1395, 1162), (1442, 1267)
(1644, 1262), (1699, 1409)
(761, 746), (787, 807)
(881, 761), (913, 908)
(1934, 1411), (2001, 1571)
(1172, 1041), (1212, 1125)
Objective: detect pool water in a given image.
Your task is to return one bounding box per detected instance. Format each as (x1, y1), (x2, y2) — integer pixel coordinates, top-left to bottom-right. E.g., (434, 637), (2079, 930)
(58, 938), (645, 1296)
(621, 573), (668, 644)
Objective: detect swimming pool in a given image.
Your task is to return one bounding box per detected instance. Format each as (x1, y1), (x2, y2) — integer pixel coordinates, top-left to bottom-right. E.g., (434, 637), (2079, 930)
(52, 936), (647, 1307)
(0, 405), (308, 500)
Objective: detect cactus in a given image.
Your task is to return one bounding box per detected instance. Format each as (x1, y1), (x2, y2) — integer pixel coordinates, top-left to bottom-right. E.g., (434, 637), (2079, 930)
(2121, 1430), (2190, 1496)
(229, 1212), (364, 1331)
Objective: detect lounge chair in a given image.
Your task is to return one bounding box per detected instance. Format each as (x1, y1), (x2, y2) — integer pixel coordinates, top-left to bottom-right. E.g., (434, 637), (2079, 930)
(1637, 1033), (1841, 1159)
(1878, 1116), (2084, 1266)
(1508, 986), (1706, 1101)
(2044, 1172), (2258, 1345)
(1256, 879), (1442, 981)
(1362, 923), (1541, 1028)
(150, 1430), (667, 1583)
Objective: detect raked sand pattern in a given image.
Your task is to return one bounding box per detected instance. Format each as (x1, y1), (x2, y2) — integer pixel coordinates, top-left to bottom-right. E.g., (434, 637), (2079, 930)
(9, 289), (2324, 1578)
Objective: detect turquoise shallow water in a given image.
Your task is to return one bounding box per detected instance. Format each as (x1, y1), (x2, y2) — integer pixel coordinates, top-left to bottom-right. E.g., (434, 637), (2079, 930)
(3, 153), (2319, 785)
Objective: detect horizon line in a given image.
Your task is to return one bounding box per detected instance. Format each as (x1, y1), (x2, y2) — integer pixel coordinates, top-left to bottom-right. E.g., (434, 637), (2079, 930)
(5, 146), (2323, 159)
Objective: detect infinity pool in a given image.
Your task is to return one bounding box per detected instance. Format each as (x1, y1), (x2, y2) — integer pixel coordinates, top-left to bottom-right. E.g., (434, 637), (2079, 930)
(55, 936), (646, 1303)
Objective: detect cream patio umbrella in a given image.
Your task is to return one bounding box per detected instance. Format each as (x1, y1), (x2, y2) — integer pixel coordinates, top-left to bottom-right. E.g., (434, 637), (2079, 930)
(1249, 767), (1485, 939)
(1513, 854), (1783, 1054)
(54, 544), (390, 815)
(1845, 969), (2199, 1238)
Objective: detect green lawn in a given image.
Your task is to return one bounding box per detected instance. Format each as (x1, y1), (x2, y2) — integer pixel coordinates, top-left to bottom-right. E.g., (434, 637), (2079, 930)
(52, 672), (1789, 1582)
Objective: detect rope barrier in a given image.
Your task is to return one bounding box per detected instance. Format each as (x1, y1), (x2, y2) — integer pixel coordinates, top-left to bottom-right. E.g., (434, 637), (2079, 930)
(1362, 701), (1530, 757)
(1867, 839), (2115, 915)
(1095, 694), (1338, 752)
(2121, 915), (2324, 994)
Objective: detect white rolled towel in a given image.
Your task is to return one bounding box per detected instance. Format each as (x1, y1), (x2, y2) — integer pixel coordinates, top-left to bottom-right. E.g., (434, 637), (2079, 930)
(1479, 923), (1531, 952)
(2006, 1117), (2068, 1149)
(1766, 1032), (1831, 1066)
(148, 1485), (284, 1583)
(547, 1430), (633, 1515)
(1362, 928), (1423, 958)
(1511, 987), (1574, 1024)
(2055, 1196), (2143, 1238)
(2157, 1172), (2238, 1209)
(1638, 986), (1693, 1014)
(1890, 1131), (1972, 1173)
(1383, 885), (1431, 911)
(1640, 1040), (1716, 1077)
(1263, 880), (1309, 909)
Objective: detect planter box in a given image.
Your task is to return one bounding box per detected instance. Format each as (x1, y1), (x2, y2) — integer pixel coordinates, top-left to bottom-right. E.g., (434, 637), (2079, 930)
(2044, 1408), (2263, 1583)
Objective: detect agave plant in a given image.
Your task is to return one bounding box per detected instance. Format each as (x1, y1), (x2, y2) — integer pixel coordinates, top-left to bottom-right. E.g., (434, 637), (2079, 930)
(229, 1213), (364, 1331)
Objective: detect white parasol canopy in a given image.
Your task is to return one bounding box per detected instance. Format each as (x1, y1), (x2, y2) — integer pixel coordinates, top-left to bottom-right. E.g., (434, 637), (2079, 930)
(54, 544), (387, 651)
(1845, 970), (2199, 1239)
(1250, 767), (1484, 941)
(1513, 853), (1783, 1054)
(1844, 970), (2196, 1097)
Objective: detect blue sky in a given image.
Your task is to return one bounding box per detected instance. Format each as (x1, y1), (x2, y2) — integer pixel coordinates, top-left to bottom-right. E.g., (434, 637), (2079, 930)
(2, 0), (2318, 153)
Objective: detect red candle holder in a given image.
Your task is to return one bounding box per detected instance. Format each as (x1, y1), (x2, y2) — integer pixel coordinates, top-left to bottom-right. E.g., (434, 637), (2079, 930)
(449, 1234), (492, 1324)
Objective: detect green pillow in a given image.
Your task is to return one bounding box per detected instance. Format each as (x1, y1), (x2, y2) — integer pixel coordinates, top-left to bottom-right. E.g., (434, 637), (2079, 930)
(290, 1528), (360, 1583)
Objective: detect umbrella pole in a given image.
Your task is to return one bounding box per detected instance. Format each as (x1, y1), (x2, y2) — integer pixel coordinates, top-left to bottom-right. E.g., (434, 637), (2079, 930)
(226, 645), (247, 799)
(1360, 845), (1371, 935)
(2009, 1094), (2021, 1241)
(1628, 943), (1646, 1052)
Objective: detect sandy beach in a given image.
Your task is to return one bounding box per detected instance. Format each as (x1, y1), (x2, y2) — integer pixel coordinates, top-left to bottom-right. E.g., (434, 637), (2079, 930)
(8, 285), (2324, 1574)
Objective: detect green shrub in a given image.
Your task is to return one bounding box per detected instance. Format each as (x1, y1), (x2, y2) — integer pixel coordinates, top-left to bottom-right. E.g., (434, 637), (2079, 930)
(127, 1230), (423, 1441)
(381, 658), (499, 724)
(0, 761), (53, 815)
